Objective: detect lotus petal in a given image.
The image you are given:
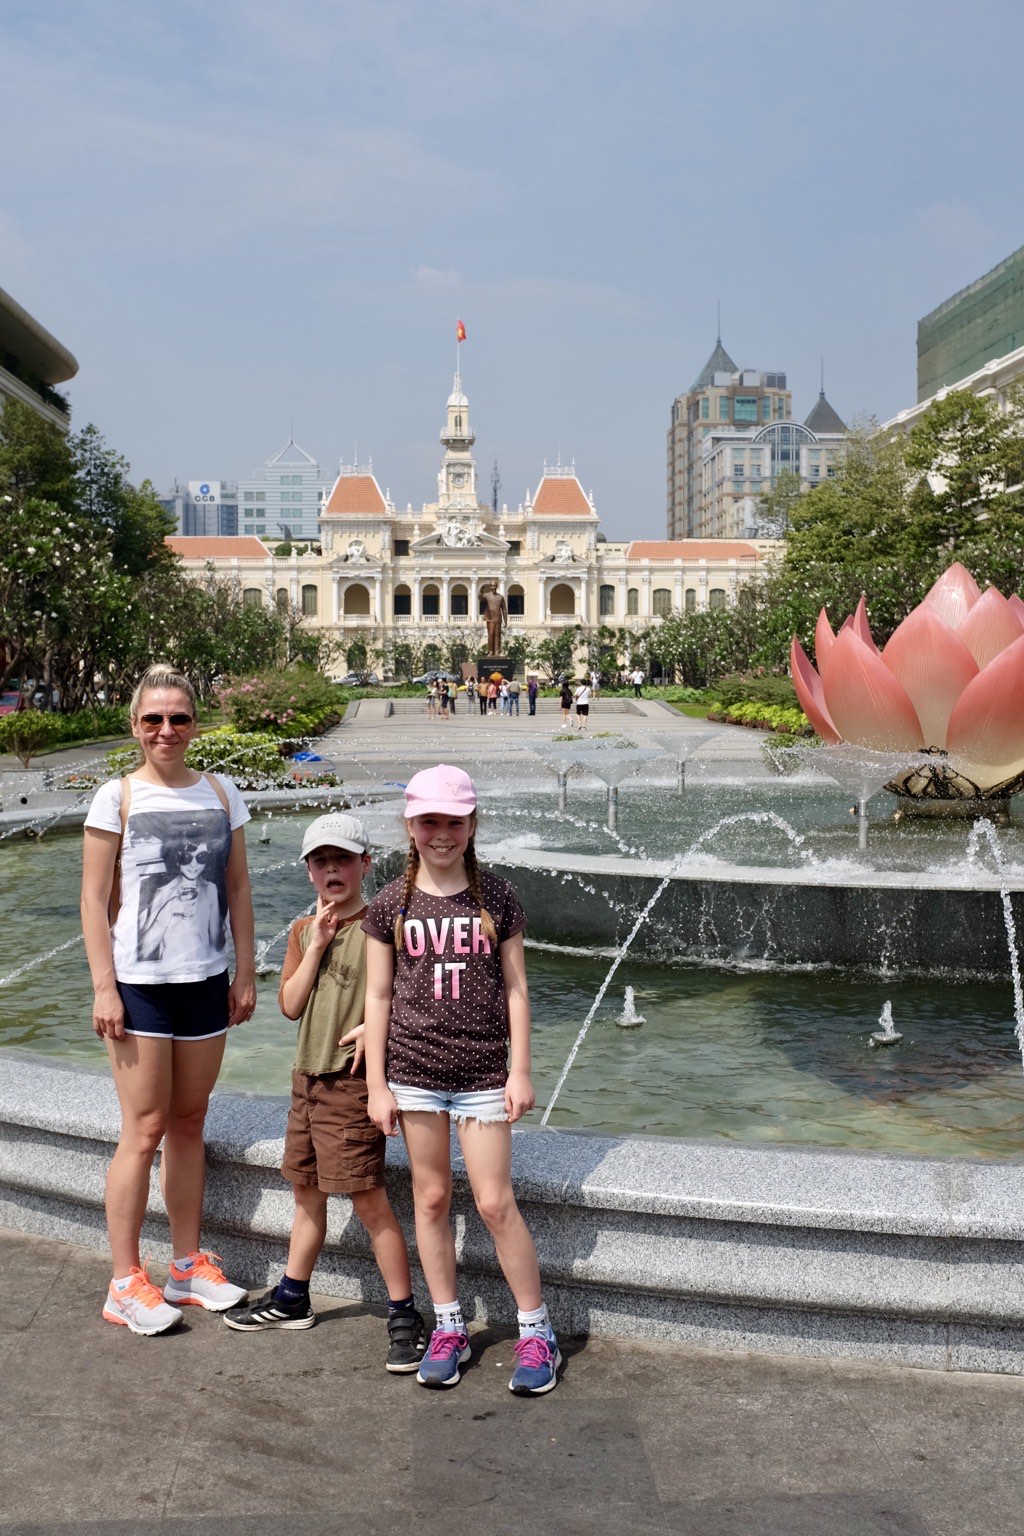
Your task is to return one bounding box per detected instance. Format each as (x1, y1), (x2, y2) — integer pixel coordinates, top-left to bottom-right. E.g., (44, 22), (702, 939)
(922, 562), (981, 629)
(790, 636), (842, 743)
(956, 587), (1024, 670)
(881, 605), (978, 750)
(1009, 594), (1024, 623)
(946, 632), (1024, 790)
(821, 629), (924, 751)
(814, 608), (836, 669)
(851, 594), (879, 653)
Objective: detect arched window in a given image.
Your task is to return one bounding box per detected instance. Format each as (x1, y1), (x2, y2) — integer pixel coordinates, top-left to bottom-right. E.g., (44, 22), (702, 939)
(684, 588), (697, 613)
(508, 584), (525, 617)
(301, 584), (317, 617)
(627, 587), (639, 616)
(653, 588), (672, 617)
(549, 583), (575, 616)
(347, 642), (367, 670)
(243, 588), (263, 609)
(709, 588), (727, 610)
(450, 584), (469, 618)
(599, 584), (615, 617)
(275, 587), (289, 612)
(344, 583), (370, 616)
(393, 585), (412, 618)
(422, 584), (440, 618)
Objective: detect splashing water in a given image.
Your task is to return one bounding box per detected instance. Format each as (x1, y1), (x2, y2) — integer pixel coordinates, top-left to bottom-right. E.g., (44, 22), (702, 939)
(616, 986), (645, 1029)
(540, 864), (677, 1125)
(964, 819), (1024, 1073)
(0, 933), (83, 988)
(869, 1000), (903, 1049)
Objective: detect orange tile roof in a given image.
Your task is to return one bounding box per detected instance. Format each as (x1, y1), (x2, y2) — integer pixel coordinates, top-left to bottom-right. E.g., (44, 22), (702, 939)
(166, 537), (269, 559)
(530, 476), (594, 517)
(627, 540), (762, 560)
(323, 473), (388, 517)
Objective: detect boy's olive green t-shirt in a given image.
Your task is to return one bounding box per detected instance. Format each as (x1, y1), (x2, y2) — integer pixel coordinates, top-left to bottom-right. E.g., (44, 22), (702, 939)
(278, 910), (367, 1075)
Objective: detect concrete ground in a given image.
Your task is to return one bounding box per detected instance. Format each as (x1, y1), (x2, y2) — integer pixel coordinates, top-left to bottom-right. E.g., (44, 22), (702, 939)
(3, 1228), (1024, 1536)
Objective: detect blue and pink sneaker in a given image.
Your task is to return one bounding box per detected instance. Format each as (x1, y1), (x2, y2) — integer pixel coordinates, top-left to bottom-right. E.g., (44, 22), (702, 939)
(509, 1330), (561, 1395)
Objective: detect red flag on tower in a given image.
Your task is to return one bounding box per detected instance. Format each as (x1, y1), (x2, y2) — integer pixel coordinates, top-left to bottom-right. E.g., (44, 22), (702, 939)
(456, 319), (467, 342)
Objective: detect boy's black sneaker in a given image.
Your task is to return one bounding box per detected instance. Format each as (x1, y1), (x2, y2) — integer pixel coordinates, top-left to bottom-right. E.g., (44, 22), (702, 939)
(386, 1308), (427, 1372)
(223, 1289), (315, 1331)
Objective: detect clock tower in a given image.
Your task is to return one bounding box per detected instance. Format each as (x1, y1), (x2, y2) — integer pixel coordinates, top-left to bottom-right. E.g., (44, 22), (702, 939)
(437, 374), (479, 513)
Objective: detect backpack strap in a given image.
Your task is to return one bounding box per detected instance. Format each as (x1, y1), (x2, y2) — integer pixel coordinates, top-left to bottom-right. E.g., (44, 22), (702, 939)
(108, 775), (133, 927)
(202, 771), (231, 819)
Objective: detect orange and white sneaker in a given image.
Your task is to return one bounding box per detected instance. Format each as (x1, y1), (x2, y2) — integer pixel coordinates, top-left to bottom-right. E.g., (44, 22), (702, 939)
(163, 1251), (248, 1312)
(103, 1265), (183, 1336)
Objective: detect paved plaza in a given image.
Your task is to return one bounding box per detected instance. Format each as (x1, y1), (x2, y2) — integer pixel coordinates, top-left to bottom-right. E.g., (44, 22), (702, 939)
(3, 1228), (1024, 1536)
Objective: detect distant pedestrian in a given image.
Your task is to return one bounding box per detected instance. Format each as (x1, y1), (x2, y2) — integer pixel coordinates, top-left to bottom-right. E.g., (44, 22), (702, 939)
(631, 666), (644, 699)
(508, 678), (521, 716)
(573, 679), (592, 731)
(438, 681), (450, 720)
(487, 679), (499, 716)
(527, 677), (538, 716)
(559, 680), (572, 727)
(479, 680), (488, 716)
(466, 677), (477, 711)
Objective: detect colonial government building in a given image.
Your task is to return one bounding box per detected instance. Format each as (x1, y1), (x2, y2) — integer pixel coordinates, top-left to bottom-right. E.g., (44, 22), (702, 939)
(168, 375), (780, 674)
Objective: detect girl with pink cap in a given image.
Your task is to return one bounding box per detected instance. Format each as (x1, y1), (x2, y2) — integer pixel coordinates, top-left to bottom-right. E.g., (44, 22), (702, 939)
(362, 764), (560, 1395)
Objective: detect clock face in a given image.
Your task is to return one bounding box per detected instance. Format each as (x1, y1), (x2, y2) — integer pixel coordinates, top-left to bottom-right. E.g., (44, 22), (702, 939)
(450, 469), (467, 486)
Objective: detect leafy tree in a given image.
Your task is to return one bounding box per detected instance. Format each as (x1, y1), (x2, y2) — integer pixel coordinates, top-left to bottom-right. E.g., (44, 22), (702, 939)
(0, 398), (76, 505)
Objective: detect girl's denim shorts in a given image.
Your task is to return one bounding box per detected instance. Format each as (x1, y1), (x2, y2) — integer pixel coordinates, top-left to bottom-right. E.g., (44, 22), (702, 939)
(388, 1082), (508, 1124)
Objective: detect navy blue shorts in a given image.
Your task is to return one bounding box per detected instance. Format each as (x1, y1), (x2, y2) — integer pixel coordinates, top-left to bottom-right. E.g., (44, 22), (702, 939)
(116, 972), (230, 1041)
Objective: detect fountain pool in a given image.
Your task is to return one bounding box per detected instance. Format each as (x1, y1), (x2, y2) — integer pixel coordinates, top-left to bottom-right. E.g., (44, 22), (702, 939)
(3, 765), (1024, 1161)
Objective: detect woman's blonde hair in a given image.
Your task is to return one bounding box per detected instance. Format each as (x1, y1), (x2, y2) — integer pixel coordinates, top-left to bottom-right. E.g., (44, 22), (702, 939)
(129, 664), (198, 722)
(393, 815), (498, 950)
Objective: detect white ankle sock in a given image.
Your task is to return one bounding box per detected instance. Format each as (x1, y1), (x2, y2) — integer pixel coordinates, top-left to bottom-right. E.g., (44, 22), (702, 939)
(517, 1303), (551, 1337)
(434, 1300), (464, 1332)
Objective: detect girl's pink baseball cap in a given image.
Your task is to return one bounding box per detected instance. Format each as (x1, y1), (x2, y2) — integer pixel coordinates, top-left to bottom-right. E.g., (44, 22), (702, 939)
(404, 764), (477, 819)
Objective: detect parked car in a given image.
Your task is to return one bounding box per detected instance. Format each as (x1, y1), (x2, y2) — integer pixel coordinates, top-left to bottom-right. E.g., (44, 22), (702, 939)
(412, 670), (462, 686)
(0, 690), (22, 715)
(335, 671), (381, 687)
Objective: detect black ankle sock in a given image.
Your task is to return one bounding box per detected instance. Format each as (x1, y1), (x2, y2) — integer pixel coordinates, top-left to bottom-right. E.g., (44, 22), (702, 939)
(275, 1275), (310, 1303)
(387, 1295), (415, 1317)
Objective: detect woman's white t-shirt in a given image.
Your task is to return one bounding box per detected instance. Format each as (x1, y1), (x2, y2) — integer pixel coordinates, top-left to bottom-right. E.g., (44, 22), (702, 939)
(85, 774), (250, 985)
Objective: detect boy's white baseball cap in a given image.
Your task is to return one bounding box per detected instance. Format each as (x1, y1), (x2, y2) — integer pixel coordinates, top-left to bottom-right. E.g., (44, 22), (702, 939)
(301, 813), (370, 860)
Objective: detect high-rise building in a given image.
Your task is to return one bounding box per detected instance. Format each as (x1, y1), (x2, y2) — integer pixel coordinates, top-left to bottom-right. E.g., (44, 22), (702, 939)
(667, 339), (791, 538)
(237, 439), (324, 543)
(917, 245), (1024, 403)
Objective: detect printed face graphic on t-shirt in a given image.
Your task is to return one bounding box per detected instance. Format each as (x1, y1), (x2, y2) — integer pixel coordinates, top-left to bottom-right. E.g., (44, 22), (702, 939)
(128, 809), (231, 964)
(402, 913), (492, 999)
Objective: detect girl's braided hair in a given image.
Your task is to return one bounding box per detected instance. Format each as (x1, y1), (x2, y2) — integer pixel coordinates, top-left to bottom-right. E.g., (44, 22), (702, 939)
(393, 842), (421, 949)
(393, 817), (498, 949)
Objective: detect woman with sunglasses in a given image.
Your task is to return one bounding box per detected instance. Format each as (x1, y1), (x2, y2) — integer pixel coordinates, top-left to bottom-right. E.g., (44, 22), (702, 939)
(81, 663), (256, 1335)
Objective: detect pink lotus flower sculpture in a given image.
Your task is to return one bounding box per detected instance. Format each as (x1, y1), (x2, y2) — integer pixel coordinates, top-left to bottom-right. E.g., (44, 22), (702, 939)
(790, 563), (1024, 798)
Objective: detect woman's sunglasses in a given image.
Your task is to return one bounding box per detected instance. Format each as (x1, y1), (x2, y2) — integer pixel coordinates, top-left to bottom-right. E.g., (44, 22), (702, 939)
(138, 713), (194, 728)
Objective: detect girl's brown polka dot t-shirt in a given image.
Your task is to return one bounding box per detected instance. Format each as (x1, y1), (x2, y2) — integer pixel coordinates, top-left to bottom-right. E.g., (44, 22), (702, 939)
(362, 872), (527, 1092)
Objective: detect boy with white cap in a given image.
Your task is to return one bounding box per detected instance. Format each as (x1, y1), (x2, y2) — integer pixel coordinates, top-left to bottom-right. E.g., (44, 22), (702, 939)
(224, 812), (425, 1373)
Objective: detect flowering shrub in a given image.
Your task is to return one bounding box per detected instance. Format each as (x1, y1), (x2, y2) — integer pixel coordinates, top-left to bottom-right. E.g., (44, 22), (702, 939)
(215, 669), (342, 737)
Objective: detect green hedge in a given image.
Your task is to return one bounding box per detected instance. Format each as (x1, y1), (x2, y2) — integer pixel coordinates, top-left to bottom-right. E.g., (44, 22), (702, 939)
(106, 730), (340, 789)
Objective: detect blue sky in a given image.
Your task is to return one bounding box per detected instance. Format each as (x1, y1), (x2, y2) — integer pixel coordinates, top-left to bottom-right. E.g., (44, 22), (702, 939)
(2, 0), (1021, 538)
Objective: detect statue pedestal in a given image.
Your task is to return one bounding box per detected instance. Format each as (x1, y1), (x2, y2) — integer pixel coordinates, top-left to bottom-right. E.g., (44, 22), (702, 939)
(476, 655), (513, 681)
